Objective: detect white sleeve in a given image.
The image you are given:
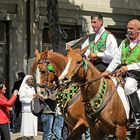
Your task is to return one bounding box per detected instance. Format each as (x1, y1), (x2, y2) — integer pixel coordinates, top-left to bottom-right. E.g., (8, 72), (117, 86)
(81, 37), (90, 57)
(106, 44), (122, 73)
(97, 34), (118, 62)
(127, 63), (140, 71)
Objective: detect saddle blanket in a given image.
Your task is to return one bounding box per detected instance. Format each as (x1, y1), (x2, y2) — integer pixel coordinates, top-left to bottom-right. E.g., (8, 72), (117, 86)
(112, 77), (140, 119)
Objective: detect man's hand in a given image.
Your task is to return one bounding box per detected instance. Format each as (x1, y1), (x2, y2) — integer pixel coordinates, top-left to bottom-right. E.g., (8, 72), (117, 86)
(101, 71), (110, 78)
(88, 52), (97, 60)
(117, 66), (128, 76)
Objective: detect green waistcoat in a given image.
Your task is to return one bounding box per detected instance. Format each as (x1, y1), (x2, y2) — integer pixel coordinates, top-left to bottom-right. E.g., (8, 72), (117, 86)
(89, 31), (110, 53)
(121, 39), (140, 64)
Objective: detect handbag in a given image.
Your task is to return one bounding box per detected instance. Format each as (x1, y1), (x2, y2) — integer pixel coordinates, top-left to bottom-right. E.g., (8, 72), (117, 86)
(31, 96), (46, 117)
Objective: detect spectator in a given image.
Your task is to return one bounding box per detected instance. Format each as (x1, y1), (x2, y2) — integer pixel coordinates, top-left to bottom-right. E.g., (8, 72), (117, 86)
(19, 75), (38, 140)
(53, 105), (64, 140)
(0, 81), (18, 140)
(11, 72), (25, 133)
(40, 92), (57, 140)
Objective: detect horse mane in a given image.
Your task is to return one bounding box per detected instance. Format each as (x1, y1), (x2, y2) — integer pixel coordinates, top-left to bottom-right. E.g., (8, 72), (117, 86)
(48, 51), (67, 76)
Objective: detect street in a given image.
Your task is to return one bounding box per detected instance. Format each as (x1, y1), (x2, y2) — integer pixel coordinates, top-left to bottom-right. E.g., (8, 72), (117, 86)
(11, 131), (43, 140)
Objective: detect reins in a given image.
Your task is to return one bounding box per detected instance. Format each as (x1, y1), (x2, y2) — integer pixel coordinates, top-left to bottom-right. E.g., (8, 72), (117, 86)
(73, 58), (102, 86)
(78, 76), (102, 86)
(71, 56), (120, 121)
(85, 82), (119, 121)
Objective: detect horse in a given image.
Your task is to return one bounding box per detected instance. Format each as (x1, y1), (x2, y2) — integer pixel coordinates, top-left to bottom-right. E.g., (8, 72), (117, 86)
(59, 47), (129, 140)
(30, 48), (89, 140)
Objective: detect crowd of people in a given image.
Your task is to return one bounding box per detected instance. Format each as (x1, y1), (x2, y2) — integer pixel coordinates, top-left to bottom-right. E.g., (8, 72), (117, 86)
(0, 13), (140, 140)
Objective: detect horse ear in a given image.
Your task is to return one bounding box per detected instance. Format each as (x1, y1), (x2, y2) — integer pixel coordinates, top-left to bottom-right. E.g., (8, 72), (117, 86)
(67, 45), (73, 52)
(80, 46), (88, 55)
(34, 49), (39, 57)
(44, 48), (48, 56)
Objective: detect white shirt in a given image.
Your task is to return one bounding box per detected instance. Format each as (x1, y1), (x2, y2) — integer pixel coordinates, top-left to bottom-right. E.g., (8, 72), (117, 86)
(106, 35), (140, 73)
(82, 26), (118, 64)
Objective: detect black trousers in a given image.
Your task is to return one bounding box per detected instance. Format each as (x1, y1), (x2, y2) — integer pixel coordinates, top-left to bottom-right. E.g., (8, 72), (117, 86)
(0, 124), (11, 140)
(92, 58), (108, 72)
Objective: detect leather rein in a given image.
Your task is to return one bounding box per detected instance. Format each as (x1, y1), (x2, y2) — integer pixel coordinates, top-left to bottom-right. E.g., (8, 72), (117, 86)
(72, 57), (119, 121)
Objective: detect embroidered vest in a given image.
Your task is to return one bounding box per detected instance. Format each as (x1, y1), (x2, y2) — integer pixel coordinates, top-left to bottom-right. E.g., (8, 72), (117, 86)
(89, 31), (110, 53)
(121, 39), (140, 64)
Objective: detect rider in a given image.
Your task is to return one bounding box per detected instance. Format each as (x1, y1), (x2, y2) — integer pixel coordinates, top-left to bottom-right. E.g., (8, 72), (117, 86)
(101, 19), (140, 129)
(82, 13), (118, 72)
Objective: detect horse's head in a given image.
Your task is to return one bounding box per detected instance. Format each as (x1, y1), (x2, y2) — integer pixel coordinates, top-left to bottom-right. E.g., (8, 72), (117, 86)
(59, 46), (88, 83)
(34, 48), (48, 73)
(30, 48), (49, 95)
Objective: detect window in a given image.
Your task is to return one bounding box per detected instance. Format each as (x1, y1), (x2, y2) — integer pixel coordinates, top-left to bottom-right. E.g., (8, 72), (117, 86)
(0, 23), (6, 81)
(0, 21), (9, 87)
(42, 24), (80, 51)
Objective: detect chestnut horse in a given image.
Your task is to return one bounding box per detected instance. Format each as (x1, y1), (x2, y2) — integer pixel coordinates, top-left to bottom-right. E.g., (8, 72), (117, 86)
(30, 49), (89, 140)
(59, 47), (128, 140)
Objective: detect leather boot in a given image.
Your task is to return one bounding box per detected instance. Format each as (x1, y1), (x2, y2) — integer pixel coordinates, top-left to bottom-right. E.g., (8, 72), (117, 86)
(128, 91), (140, 129)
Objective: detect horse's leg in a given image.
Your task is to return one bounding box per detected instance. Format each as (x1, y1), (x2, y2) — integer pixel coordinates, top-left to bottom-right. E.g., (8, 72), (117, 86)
(115, 125), (127, 140)
(66, 119), (88, 140)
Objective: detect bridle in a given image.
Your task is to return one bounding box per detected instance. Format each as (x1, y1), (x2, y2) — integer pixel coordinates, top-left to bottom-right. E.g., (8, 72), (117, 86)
(70, 56), (119, 121)
(72, 57), (102, 86)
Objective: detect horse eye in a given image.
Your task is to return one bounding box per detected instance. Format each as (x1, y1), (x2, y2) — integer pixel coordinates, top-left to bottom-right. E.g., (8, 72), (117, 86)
(77, 61), (81, 64)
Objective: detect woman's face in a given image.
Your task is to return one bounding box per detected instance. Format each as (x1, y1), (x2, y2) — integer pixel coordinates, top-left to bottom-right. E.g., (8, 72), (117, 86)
(1, 84), (6, 94)
(26, 77), (34, 86)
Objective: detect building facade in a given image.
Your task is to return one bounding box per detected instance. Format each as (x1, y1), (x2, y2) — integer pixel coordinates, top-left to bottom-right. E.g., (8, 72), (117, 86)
(0, 0), (140, 92)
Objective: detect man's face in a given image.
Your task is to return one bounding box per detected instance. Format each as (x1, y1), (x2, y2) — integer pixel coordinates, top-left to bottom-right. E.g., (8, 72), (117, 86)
(91, 17), (103, 33)
(127, 21), (139, 39)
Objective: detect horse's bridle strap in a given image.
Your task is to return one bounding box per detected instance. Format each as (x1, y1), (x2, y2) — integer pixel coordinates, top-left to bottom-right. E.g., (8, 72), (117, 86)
(85, 82), (119, 120)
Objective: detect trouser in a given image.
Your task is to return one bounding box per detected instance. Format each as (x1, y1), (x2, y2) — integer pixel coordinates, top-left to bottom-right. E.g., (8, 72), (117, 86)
(128, 91), (140, 117)
(41, 114), (55, 140)
(53, 115), (64, 140)
(124, 77), (140, 117)
(124, 77), (138, 95)
(85, 127), (91, 140)
(0, 124), (11, 140)
(92, 58), (108, 72)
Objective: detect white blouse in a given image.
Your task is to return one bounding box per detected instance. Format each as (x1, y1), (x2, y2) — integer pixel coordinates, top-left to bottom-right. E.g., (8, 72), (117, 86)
(82, 26), (118, 64)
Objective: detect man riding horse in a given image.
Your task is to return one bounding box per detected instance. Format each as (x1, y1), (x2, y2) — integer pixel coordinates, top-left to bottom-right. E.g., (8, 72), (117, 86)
(102, 19), (140, 129)
(82, 13), (118, 72)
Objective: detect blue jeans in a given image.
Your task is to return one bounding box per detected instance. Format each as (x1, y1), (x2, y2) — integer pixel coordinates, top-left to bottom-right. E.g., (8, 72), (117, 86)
(53, 115), (64, 140)
(41, 114), (55, 140)
(85, 127), (91, 140)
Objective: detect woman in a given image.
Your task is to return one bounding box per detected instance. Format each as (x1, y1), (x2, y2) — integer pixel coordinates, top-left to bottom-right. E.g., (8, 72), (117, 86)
(0, 81), (18, 140)
(19, 75), (38, 140)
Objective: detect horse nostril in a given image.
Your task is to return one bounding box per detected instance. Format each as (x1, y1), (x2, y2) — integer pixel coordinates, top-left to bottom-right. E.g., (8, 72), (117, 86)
(63, 77), (68, 81)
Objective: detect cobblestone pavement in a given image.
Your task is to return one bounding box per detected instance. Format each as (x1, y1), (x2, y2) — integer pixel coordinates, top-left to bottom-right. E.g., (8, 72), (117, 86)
(11, 131), (43, 140)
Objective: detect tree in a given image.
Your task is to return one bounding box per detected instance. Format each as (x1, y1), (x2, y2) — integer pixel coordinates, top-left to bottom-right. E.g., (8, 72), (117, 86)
(47, 0), (67, 54)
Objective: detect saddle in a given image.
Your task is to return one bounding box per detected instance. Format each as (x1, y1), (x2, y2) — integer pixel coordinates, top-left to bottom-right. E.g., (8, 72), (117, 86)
(113, 69), (140, 88)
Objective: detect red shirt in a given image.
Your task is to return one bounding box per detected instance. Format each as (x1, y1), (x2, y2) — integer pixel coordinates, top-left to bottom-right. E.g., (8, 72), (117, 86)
(0, 94), (17, 124)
